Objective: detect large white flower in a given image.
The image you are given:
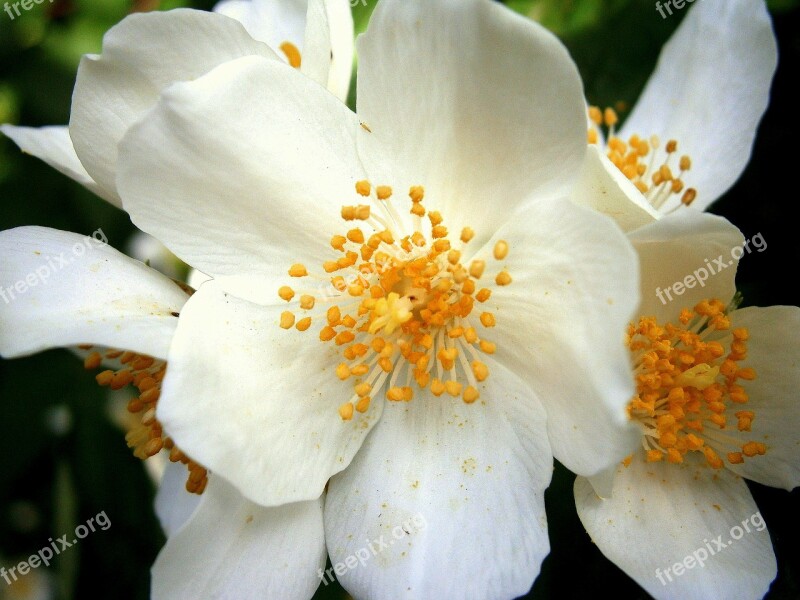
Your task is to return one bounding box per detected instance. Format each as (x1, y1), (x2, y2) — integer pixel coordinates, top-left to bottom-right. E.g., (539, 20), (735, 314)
(576, 0), (777, 218)
(0, 0), (354, 208)
(98, 0), (645, 596)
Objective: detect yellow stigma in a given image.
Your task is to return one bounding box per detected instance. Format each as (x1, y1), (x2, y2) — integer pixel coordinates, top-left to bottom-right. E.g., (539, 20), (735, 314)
(81, 346), (208, 494)
(587, 105), (697, 213)
(279, 41), (302, 69)
(278, 181), (514, 418)
(368, 292), (413, 335)
(626, 299), (765, 470)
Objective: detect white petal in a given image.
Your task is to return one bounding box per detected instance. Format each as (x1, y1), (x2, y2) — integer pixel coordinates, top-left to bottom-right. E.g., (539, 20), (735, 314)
(323, 0), (355, 103)
(157, 280), (381, 506)
(355, 0), (586, 247)
(570, 144), (660, 233)
(154, 461), (202, 537)
(301, 0), (354, 102)
(70, 9), (277, 203)
(152, 474), (325, 600)
(213, 0), (352, 101)
(0, 227), (188, 360)
(325, 360), (551, 600)
(575, 458), (776, 600)
(620, 0), (778, 210)
(299, 0), (331, 87)
(628, 212), (744, 323)
(0, 125), (119, 207)
(213, 0), (307, 52)
(118, 55), (367, 304)
(714, 306), (800, 491)
(486, 197), (641, 477)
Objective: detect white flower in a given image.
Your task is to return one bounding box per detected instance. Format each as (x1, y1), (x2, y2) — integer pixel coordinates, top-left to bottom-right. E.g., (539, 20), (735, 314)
(577, 0), (777, 219)
(573, 212), (800, 600)
(563, 3), (797, 595)
(0, 227), (327, 599)
(102, 0), (644, 596)
(0, 0), (354, 209)
(1, 3), (350, 599)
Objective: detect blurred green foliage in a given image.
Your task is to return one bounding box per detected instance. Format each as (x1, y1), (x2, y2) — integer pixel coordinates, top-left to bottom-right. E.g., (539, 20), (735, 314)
(0, 1), (797, 599)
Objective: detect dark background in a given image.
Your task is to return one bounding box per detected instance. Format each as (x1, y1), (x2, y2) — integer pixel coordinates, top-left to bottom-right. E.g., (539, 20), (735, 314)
(0, 1), (797, 598)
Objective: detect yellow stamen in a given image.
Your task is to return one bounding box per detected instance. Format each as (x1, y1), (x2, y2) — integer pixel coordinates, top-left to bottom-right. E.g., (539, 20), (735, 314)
(493, 240), (509, 260)
(288, 263), (308, 277)
(87, 348), (208, 494)
(278, 180), (514, 418)
(376, 185), (393, 200)
(280, 311), (295, 329)
(626, 299), (764, 470)
(279, 41), (302, 68)
(588, 106), (698, 213)
(355, 180), (371, 196)
(278, 286), (295, 302)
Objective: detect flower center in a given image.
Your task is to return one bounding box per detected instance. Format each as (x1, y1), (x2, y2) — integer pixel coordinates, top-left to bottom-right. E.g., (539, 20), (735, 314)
(588, 106), (697, 212)
(83, 346), (208, 494)
(279, 182), (513, 420)
(625, 299), (766, 470)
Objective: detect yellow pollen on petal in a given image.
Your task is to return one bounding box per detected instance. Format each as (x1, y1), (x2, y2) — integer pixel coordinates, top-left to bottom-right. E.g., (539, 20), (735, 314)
(279, 41), (302, 68)
(278, 182), (513, 418)
(626, 299), (765, 470)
